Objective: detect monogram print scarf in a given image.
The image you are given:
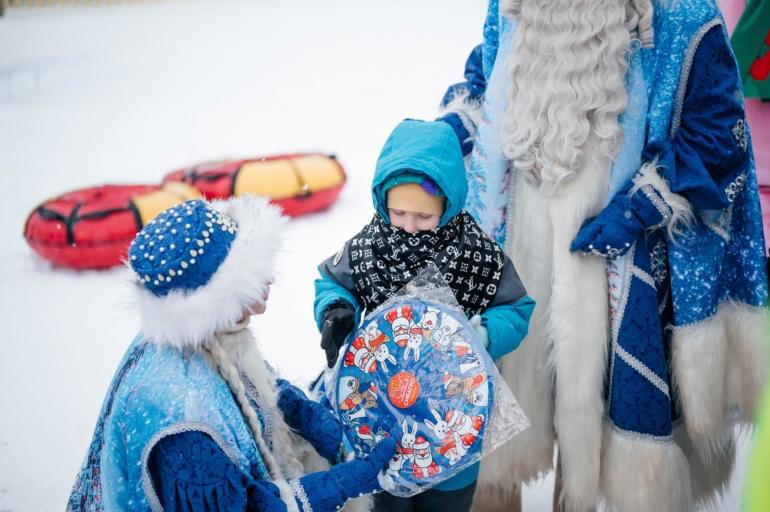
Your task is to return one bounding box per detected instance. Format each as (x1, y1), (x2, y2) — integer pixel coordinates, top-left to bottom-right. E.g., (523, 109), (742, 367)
(348, 211), (503, 316)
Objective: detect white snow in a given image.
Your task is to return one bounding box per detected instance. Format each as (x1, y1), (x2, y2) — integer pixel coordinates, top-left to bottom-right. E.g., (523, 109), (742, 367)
(0, 1), (749, 510)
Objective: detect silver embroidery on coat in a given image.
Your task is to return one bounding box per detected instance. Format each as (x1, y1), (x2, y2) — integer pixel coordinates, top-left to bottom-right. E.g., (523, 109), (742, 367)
(615, 344), (670, 398)
(725, 172), (747, 203)
(731, 119), (748, 152)
(289, 479), (313, 512)
(650, 239), (668, 285)
(607, 419), (674, 445)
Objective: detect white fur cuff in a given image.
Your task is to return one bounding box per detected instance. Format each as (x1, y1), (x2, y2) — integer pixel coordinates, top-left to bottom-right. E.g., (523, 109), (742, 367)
(438, 89), (483, 144)
(630, 160), (694, 242)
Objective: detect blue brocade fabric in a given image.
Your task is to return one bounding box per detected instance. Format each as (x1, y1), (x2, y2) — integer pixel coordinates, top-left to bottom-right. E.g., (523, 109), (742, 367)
(605, 18), (768, 441)
(643, 27), (751, 212)
(440, 45), (485, 107)
(149, 431), (285, 512)
(67, 336), (271, 511)
(640, 6), (768, 326)
(276, 379), (343, 461)
(606, 234), (675, 438)
(437, 46), (485, 156)
(150, 431), (396, 512)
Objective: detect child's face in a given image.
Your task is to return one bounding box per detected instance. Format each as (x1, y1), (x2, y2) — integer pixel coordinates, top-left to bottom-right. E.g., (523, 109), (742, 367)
(388, 209), (440, 233)
(240, 281), (273, 318)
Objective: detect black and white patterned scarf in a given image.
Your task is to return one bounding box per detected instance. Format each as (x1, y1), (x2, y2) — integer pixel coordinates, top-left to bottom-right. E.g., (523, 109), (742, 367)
(348, 211), (504, 316)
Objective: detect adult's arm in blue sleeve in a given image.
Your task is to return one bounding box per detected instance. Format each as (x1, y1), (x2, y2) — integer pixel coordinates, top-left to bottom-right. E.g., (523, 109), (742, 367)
(437, 44), (485, 156)
(643, 26), (750, 211)
(149, 430), (395, 512)
(276, 379), (343, 462)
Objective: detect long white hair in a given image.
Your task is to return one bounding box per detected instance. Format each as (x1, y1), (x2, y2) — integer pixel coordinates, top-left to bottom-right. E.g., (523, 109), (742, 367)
(501, 0), (654, 196)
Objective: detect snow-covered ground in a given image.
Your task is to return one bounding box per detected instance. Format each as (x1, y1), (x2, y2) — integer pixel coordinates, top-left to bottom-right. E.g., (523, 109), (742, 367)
(0, 1), (749, 510)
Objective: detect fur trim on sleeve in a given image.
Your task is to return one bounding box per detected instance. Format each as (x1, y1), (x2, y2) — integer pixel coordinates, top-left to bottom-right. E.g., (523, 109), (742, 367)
(438, 89), (483, 146)
(127, 195), (287, 351)
(630, 159), (694, 242)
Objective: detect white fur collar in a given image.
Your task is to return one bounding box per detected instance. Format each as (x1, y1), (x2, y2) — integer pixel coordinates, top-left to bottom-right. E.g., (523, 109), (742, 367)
(127, 195), (287, 351)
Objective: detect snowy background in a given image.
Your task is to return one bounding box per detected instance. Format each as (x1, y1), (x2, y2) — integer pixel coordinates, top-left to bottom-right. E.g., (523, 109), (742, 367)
(0, 1), (749, 510)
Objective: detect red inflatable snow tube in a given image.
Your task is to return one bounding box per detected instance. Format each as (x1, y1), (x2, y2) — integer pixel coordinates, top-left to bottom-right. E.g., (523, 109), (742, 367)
(162, 153), (346, 217)
(24, 182), (201, 269)
(24, 154), (346, 269)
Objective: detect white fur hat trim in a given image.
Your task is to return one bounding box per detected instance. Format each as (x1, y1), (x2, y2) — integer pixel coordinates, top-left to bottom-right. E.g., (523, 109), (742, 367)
(127, 195), (287, 351)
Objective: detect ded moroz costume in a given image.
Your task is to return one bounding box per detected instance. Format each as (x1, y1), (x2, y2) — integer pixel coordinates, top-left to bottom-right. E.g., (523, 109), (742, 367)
(437, 0), (769, 511)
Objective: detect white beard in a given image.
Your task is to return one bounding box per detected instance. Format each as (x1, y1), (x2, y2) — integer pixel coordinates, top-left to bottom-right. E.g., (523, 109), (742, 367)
(501, 0), (631, 196)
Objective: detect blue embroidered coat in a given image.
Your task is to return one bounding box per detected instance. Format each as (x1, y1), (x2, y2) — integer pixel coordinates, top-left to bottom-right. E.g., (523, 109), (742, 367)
(439, 0), (769, 503)
(67, 335), (274, 512)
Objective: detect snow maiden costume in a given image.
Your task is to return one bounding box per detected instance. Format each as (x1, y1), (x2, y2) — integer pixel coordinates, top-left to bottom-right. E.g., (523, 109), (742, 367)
(67, 196), (395, 512)
(437, 1), (769, 511)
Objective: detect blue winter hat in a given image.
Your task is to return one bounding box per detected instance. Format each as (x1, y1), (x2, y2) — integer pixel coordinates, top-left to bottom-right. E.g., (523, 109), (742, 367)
(127, 195), (287, 350)
(129, 200), (238, 297)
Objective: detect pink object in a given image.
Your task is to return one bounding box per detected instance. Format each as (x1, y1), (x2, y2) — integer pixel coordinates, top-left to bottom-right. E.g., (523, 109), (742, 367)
(717, 0), (746, 35)
(747, 98), (770, 186)
(719, 0), (770, 248)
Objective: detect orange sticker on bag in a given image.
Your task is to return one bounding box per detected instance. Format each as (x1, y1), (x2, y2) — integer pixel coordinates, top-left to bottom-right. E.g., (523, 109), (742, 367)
(388, 372), (420, 409)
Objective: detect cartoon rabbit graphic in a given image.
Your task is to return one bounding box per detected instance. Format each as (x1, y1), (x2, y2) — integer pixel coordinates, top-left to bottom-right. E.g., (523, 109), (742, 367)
(423, 408), (450, 440)
(373, 343), (397, 373)
(400, 418), (418, 465)
(404, 332), (423, 362)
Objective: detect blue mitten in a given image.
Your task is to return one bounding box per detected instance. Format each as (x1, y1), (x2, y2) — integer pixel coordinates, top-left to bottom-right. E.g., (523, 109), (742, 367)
(570, 173), (673, 258)
(276, 380), (343, 462)
(294, 437), (396, 512)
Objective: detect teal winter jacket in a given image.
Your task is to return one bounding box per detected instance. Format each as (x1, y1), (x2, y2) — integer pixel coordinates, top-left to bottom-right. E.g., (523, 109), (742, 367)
(313, 121), (535, 491)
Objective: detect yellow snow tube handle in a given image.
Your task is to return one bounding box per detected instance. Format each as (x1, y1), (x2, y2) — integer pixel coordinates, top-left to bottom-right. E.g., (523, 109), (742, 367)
(233, 155), (344, 200)
(132, 181), (201, 227)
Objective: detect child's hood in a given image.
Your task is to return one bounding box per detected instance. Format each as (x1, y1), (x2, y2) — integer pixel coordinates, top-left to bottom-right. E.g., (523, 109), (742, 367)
(372, 120), (467, 227)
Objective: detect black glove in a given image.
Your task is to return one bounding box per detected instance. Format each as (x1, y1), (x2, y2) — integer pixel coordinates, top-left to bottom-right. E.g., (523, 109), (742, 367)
(320, 305), (355, 368)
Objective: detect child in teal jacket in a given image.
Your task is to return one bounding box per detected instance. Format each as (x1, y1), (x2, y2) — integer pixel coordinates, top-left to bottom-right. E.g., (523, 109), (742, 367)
(313, 120), (534, 510)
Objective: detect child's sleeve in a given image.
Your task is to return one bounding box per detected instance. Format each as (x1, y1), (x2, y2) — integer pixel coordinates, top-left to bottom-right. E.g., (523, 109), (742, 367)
(313, 242), (363, 331)
(480, 255), (536, 360)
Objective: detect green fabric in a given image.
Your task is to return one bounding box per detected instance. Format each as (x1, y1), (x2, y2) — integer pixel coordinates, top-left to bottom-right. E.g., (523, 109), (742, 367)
(743, 328), (770, 511)
(372, 120), (467, 227)
(730, 0), (770, 99)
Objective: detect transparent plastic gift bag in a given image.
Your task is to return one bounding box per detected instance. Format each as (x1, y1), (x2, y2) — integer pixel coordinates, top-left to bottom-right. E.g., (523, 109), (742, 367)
(327, 263), (530, 496)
